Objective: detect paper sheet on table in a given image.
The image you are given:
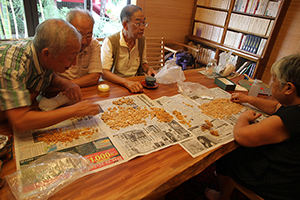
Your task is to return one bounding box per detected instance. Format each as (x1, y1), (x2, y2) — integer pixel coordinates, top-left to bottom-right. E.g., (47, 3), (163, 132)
(235, 84), (248, 92)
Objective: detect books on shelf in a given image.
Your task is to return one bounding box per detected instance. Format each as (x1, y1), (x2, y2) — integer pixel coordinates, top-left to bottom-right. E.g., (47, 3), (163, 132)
(211, 26), (221, 42)
(236, 61), (256, 77)
(233, 0), (282, 16)
(242, 63), (253, 74)
(233, 0), (249, 12)
(257, 38), (267, 55)
(224, 31), (244, 49)
(188, 41), (199, 58)
(197, 46), (216, 64)
(195, 7), (227, 26)
(240, 34), (263, 54)
(247, 17), (270, 35)
(247, 63), (257, 77)
(225, 31), (263, 55)
(265, 0), (282, 17)
(197, 0), (230, 9)
(236, 61), (251, 74)
(266, 20), (274, 36)
(193, 22), (223, 43)
(246, 0), (259, 14)
(229, 13), (270, 36)
(255, 0), (269, 15)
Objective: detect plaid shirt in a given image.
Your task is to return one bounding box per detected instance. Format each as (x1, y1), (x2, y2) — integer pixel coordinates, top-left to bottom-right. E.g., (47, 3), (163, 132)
(57, 38), (102, 80)
(0, 39), (53, 111)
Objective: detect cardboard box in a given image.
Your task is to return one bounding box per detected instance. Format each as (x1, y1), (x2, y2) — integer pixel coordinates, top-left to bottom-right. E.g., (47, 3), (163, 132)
(214, 77), (236, 91)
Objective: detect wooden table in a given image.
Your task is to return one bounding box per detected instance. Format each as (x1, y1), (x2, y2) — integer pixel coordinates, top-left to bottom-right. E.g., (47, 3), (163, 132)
(0, 69), (243, 200)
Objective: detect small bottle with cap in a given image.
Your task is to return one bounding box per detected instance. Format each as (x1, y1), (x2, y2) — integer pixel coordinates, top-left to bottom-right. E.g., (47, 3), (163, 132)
(248, 79), (262, 97)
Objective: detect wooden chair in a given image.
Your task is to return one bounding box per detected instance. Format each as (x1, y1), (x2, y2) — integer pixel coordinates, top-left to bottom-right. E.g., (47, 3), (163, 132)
(146, 37), (165, 71)
(221, 177), (264, 200)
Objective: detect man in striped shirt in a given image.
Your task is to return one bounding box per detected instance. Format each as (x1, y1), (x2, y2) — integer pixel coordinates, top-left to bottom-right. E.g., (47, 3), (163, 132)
(0, 19), (100, 133)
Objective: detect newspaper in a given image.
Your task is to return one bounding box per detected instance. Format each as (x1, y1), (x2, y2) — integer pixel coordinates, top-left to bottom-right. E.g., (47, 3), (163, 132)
(155, 91), (235, 158)
(14, 90), (269, 171)
(14, 115), (126, 172)
(176, 87), (269, 157)
(12, 89), (271, 198)
(95, 94), (194, 161)
(14, 94), (194, 172)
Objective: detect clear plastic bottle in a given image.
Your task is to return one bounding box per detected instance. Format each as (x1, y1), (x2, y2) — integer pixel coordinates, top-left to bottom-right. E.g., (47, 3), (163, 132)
(248, 79), (262, 97)
(205, 59), (217, 79)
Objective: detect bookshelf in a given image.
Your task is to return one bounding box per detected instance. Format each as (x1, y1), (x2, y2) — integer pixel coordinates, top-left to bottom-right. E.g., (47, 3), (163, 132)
(187, 0), (291, 78)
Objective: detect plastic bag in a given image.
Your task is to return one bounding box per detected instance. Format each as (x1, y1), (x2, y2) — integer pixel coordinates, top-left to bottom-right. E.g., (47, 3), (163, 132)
(177, 81), (214, 99)
(0, 134), (8, 149)
(155, 57), (186, 84)
(38, 92), (69, 111)
(165, 50), (195, 70)
(215, 51), (237, 76)
(5, 152), (93, 200)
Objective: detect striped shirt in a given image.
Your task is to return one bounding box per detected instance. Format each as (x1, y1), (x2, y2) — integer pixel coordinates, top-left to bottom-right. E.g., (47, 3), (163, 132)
(0, 39), (53, 111)
(57, 38), (102, 80)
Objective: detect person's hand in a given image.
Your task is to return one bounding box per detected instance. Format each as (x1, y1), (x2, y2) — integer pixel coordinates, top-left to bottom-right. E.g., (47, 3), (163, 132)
(147, 67), (157, 76)
(231, 93), (248, 103)
(124, 80), (143, 93)
(63, 81), (82, 102)
(240, 110), (261, 122)
(71, 100), (101, 117)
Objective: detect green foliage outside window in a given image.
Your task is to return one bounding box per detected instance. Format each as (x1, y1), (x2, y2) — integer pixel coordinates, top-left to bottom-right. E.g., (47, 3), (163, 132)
(0, 0), (124, 39)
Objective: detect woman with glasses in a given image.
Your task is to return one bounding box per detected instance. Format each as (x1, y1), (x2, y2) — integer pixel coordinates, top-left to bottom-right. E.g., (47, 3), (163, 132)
(206, 54), (300, 200)
(101, 5), (157, 93)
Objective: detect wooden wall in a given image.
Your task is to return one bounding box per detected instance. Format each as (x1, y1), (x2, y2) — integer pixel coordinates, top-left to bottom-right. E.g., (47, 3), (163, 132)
(136, 0), (195, 43)
(136, 0), (300, 84)
(261, 0), (300, 84)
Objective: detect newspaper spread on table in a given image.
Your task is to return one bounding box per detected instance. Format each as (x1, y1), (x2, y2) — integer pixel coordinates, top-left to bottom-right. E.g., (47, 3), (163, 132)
(161, 87), (269, 158)
(14, 87), (269, 172)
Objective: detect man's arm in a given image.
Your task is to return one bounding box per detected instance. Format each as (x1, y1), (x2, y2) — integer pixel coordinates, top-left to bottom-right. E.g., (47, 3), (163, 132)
(142, 63), (156, 76)
(70, 73), (100, 87)
(102, 69), (143, 93)
(51, 73), (82, 102)
(5, 100), (100, 133)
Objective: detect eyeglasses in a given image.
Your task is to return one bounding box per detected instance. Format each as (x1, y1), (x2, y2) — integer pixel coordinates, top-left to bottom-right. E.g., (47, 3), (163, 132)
(127, 21), (148, 28)
(77, 30), (93, 40)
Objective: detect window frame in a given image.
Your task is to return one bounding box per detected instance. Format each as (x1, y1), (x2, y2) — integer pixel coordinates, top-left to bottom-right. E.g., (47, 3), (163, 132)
(22, 0), (132, 37)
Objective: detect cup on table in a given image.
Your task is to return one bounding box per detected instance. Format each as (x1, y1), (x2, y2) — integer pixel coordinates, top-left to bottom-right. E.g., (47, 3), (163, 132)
(145, 76), (156, 86)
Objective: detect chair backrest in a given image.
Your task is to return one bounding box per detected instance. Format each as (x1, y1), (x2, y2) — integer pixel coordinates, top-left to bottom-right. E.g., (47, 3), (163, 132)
(146, 37), (165, 71)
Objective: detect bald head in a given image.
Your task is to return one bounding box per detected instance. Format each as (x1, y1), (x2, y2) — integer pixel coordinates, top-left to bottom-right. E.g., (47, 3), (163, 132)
(33, 18), (81, 58)
(65, 8), (95, 52)
(66, 8), (95, 25)
(120, 5), (143, 23)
